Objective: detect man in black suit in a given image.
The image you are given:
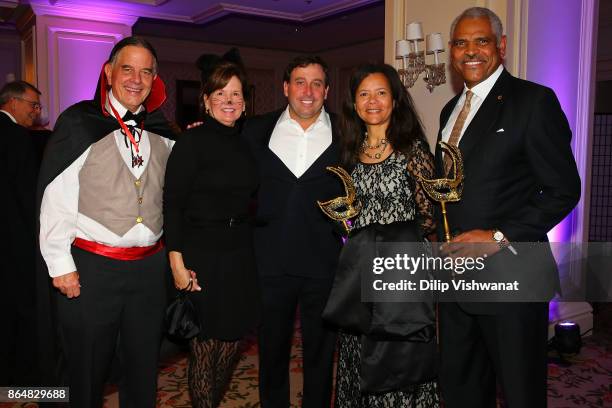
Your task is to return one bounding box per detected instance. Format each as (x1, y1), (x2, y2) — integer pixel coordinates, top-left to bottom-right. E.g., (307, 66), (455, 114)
(243, 55), (342, 408)
(0, 80), (41, 385)
(436, 7), (581, 407)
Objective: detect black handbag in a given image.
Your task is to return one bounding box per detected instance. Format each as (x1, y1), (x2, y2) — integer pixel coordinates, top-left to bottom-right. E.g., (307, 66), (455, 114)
(322, 220), (438, 392)
(165, 281), (200, 340)
(323, 220), (435, 338)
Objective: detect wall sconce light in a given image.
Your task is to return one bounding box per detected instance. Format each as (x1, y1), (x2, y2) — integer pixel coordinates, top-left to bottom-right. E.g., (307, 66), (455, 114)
(396, 22), (446, 93)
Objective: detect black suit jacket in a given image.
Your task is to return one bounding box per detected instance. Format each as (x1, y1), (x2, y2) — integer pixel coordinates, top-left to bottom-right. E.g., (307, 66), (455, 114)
(242, 109), (343, 278)
(1, 112), (37, 288)
(0, 112), (39, 383)
(435, 69), (581, 312)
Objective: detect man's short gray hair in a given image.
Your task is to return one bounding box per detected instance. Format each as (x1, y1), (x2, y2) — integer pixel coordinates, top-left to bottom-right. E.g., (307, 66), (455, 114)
(108, 36), (158, 75)
(0, 80), (41, 106)
(450, 7), (504, 47)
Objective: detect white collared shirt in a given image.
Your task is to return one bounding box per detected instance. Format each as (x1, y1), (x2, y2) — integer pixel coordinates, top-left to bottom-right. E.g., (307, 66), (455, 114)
(39, 91), (174, 277)
(0, 110), (18, 124)
(441, 64), (504, 145)
(440, 64), (517, 254)
(107, 91), (150, 179)
(269, 106), (332, 178)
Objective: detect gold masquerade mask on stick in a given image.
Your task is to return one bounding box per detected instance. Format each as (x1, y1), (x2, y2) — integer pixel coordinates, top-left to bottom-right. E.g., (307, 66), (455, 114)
(419, 141), (464, 242)
(317, 166), (362, 236)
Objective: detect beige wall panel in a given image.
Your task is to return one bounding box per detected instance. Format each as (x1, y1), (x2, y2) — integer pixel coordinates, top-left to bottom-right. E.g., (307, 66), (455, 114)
(34, 15), (130, 127)
(387, 0), (516, 147)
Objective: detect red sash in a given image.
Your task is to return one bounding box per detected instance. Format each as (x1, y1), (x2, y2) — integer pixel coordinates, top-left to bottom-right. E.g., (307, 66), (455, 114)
(72, 238), (164, 261)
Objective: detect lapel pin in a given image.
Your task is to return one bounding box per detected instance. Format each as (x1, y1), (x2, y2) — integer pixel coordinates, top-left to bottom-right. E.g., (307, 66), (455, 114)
(497, 95), (503, 101)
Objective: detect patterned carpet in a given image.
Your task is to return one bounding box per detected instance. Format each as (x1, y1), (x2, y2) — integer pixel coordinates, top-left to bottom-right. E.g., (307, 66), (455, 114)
(547, 335), (612, 407)
(1, 329), (609, 407)
(102, 331), (611, 408)
(102, 332), (304, 408)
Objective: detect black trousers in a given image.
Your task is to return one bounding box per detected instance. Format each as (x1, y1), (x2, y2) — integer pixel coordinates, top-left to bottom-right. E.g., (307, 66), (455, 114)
(258, 275), (337, 408)
(1, 249), (38, 385)
(0, 293), (38, 386)
(439, 302), (549, 408)
(56, 247), (167, 408)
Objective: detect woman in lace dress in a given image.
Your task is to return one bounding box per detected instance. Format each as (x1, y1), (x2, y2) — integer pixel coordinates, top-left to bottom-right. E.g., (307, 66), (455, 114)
(334, 64), (439, 407)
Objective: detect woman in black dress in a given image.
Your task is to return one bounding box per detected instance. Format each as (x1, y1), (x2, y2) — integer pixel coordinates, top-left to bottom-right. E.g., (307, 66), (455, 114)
(333, 64), (439, 407)
(163, 53), (259, 408)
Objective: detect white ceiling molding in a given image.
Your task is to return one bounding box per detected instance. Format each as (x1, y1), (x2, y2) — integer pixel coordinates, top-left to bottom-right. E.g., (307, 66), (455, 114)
(193, 3), (300, 24)
(29, 2), (139, 26)
(121, 0), (169, 5)
(193, 0), (380, 24)
(300, 0), (380, 22)
(0, 0), (19, 7)
(27, 0), (383, 26)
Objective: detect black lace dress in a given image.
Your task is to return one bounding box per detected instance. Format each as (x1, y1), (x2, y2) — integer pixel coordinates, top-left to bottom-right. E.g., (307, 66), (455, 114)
(334, 138), (440, 408)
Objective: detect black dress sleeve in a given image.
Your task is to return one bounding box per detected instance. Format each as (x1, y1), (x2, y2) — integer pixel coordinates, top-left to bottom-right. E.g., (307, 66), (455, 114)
(406, 138), (437, 237)
(163, 131), (198, 252)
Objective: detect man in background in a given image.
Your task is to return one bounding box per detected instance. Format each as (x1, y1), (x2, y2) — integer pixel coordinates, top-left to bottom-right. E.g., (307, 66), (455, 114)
(0, 80), (41, 386)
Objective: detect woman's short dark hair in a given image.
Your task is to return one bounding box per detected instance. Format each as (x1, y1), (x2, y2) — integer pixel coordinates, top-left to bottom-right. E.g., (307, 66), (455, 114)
(339, 63), (426, 168)
(200, 61), (249, 113)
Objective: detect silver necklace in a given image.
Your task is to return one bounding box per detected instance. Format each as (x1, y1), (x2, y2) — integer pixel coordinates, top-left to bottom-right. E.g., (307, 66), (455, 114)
(361, 132), (388, 159)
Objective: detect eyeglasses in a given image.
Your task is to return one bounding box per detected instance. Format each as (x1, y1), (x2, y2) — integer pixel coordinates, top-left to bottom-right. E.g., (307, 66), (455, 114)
(14, 96), (42, 111)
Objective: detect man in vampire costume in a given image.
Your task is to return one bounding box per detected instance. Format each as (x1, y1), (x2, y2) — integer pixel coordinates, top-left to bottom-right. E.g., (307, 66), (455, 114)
(436, 8), (580, 407)
(37, 37), (174, 407)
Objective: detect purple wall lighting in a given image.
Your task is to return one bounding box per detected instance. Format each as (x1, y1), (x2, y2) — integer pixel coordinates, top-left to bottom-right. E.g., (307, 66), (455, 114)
(57, 38), (114, 114)
(526, 0), (583, 244)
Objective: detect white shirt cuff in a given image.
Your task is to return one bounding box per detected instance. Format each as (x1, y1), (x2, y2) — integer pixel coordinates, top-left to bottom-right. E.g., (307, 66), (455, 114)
(47, 255), (77, 278)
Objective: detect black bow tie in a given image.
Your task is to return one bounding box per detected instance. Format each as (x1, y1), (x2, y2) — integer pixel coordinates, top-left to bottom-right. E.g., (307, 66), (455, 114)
(122, 110), (146, 124)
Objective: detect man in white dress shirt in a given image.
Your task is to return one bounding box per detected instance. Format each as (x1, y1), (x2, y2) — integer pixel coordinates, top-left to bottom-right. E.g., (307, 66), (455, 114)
(38, 36), (174, 407)
(243, 56), (342, 408)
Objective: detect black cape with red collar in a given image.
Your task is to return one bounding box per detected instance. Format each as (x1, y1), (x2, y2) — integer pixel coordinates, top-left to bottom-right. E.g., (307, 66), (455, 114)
(35, 69), (176, 385)
(37, 70), (175, 194)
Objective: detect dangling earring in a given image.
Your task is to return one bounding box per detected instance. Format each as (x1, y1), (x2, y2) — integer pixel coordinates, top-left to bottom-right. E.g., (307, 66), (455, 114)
(243, 105), (247, 116)
(205, 106), (210, 115)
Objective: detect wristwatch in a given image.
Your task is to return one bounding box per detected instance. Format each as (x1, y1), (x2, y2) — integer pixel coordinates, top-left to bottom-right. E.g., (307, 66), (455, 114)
(492, 229), (518, 255)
